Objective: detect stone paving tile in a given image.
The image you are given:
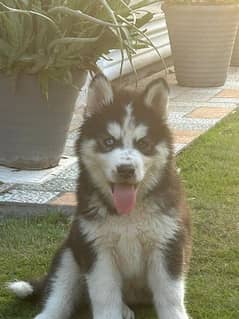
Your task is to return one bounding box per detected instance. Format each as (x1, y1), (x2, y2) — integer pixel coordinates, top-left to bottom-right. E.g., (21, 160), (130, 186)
(0, 183), (14, 193)
(65, 139), (77, 149)
(56, 163), (79, 179)
(0, 190), (59, 204)
(186, 107), (232, 119)
(223, 82), (239, 89)
(168, 117), (218, 131)
(209, 97), (239, 104)
(65, 130), (79, 148)
(174, 143), (187, 154)
(69, 106), (84, 132)
(171, 87), (222, 102)
(68, 83), (87, 133)
(44, 178), (77, 192)
(64, 130), (79, 157)
(169, 84), (189, 99)
(50, 192), (77, 206)
(168, 112), (187, 120)
(75, 75), (89, 104)
(215, 89), (239, 98)
(15, 178), (77, 192)
(69, 117), (83, 133)
(168, 102), (196, 113)
(173, 130), (203, 144)
(63, 146), (76, 157)
(169, 101), (237, 110)
(226, 67), (239, 83)
(0, 157), (77, 184)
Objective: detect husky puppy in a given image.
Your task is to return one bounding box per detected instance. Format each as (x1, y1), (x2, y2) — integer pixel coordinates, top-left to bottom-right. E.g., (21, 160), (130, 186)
(8, 74), (191, 319)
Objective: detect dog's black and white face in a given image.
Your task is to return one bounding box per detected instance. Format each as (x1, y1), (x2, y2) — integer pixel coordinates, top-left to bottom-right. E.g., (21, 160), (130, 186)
(77, 75), (173, 215)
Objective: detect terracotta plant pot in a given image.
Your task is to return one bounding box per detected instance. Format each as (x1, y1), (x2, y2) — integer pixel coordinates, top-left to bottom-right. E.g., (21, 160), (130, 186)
(231, 30), (239, 66)
(0, 72), (86, 169)
(162, 4), (239, 87)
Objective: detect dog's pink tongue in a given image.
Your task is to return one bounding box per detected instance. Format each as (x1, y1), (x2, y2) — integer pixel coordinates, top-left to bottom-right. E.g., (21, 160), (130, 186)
(112, 184), (136, 215)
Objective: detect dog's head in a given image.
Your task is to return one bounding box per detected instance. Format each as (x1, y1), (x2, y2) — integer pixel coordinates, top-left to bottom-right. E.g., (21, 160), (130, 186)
(77, 74), (173, 215)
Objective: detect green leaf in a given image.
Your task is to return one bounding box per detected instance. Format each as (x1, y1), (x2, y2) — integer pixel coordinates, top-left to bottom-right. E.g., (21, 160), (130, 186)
(135, 12), (154, 28)
(0, 39), (12, 56)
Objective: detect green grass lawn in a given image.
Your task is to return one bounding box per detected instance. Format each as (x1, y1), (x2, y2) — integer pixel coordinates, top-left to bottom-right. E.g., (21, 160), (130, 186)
(0, 109), (239, 319)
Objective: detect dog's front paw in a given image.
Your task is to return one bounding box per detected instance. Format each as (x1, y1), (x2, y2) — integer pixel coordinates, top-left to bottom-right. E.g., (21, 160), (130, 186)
(122, 304), (135, 319)
(34, 313), (52, 319)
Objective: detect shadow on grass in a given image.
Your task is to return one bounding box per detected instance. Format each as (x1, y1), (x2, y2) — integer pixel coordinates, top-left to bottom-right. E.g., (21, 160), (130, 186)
(0, 299), (156, 319)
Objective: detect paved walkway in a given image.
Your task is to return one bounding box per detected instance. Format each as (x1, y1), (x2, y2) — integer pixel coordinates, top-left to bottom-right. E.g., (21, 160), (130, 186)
(0, 67), (238, 217)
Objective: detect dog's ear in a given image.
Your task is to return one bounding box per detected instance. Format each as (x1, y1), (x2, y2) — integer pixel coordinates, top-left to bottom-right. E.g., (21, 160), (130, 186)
(143, 78), (169, 120)
(87, 74), (113, 115)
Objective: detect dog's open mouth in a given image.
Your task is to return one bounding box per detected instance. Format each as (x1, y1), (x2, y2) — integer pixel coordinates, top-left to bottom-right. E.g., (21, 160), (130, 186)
(111, 183), (137, 215)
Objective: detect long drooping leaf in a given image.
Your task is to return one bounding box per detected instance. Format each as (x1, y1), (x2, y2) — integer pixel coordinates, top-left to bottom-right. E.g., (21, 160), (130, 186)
(135, 12), (154, 28)
(0, 2), (59, 29)
(117, 14), (169, 76)
(49, 6), (123, 28)
(99, 0), (125, 76)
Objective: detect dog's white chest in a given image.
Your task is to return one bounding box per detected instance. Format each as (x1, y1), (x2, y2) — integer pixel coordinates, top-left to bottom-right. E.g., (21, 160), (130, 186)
(81, 206), (178, 279)
(110, 213), (172, 278)
(112, 224), (147, 278)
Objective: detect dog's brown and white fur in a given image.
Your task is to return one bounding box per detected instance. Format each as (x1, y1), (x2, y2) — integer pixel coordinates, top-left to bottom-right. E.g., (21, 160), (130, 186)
(8, 75), (191, 319)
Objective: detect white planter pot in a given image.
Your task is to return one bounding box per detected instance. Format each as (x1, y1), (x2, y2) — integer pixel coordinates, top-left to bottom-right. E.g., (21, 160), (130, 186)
(0, 72), (86, 169)
(231, 30), (239, 66)
(163, 4), (239, 87)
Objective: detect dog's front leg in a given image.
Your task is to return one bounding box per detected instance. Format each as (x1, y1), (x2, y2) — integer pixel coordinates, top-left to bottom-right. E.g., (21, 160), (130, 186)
(87, 251), (123, 319)
(33, 248), (82, 319)
(148, 250), (189, 319)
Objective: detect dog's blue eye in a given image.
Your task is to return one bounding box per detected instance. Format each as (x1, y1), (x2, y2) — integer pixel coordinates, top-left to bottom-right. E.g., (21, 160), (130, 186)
(98, 136), (117, 152)
(104, 137), (115, 147)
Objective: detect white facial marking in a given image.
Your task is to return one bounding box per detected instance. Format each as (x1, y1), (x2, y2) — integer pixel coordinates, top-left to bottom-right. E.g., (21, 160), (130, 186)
(107, 122), (121, 140)
(122, 105), (136, 148)
(133, 124), (148, 141)
(80, 139), (112, 199)
(120, 105), (148, 146)
(107, 108), (148, 149)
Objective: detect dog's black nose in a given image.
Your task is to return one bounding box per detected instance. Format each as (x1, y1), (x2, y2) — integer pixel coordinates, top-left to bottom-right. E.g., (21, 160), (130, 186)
(117, 164), (135, 179)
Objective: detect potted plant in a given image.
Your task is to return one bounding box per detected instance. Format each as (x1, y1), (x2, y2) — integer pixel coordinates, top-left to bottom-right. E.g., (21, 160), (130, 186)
(0, 0), (156, 169)
(162, 0), (239, 87)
